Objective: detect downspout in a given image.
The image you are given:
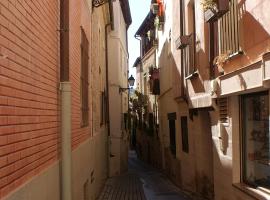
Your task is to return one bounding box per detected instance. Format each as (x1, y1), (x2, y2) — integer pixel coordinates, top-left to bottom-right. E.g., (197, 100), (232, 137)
(105, 0), (114, 177)
(135, 36), (142, 93)
(59, 0), (72, 199)
(105, 23), (111, 133)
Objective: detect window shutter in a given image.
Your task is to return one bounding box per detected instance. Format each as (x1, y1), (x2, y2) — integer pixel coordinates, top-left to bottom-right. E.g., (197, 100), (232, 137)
(81, 28), (89, 127)
(219, 98), (229, 123)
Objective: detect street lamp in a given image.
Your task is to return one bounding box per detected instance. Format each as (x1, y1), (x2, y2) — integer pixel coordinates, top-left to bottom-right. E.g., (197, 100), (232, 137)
(119, 75), (135, 93)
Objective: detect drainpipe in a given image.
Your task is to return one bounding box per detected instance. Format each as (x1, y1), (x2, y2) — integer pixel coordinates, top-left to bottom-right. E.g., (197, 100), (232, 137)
(105, 23), (111, 136)
(59, 0), (72, 199)
(105, 0), (114, 175)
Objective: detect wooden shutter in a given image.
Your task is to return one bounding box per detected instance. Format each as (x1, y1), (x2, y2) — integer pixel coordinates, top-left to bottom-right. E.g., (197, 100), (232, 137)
(219, 98), (228, 123)
(181, 116), (189, 153)
(81, 28), (89, 127)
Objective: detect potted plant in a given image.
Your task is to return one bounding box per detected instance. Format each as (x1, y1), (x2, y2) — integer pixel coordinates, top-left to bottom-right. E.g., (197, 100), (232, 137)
(213, 53), (229, 74)
(151, 3), (159, 15)
(201, 0), (229, 22)
(175, 34), (191, 50)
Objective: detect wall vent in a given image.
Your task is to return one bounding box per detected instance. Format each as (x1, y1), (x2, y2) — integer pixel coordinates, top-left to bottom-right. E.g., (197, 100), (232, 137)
(219, 98), (228, 123)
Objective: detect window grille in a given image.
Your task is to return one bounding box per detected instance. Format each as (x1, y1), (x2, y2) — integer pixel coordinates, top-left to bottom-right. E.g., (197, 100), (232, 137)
(219, 0), (240, 55)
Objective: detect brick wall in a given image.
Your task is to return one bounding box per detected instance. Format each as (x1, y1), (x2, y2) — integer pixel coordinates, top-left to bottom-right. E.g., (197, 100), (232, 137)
(70, 0), (92, 149)
(0, 0), (60, 198)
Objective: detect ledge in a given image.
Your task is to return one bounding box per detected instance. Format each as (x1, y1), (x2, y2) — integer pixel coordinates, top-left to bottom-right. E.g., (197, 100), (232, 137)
(185, 70), (199, 80)
(233, 183), (270, 200)
(189, 93), (214, 109)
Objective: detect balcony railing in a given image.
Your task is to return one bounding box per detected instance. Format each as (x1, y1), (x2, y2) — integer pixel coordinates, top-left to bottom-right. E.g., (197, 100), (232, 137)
(142, 38), (157, 57)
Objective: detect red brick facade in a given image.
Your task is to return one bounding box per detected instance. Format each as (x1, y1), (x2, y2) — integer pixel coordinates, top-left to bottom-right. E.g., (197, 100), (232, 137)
(0, 0), (92, 198)
(70, 0), (92, 149)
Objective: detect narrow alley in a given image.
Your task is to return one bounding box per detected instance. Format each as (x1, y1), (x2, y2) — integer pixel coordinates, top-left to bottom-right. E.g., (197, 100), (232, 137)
(0, 0), (270, 200)
(99, 151), (191, 200)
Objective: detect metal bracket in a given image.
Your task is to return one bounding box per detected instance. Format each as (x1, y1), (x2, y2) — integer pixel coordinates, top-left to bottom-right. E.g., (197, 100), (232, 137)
(119, 87), (130, 93)
(92, 0), (109, 8)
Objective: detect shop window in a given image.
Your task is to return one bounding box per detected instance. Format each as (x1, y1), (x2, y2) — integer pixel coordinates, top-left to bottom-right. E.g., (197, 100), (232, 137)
(81, 28), (89, 127)
(241, 91), (270, 189)
(181, 116), (189, 153)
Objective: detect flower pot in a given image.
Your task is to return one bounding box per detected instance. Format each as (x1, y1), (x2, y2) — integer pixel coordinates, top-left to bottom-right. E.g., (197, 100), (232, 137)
(204, 0), (229, 22)
(175, 35), (190, 49)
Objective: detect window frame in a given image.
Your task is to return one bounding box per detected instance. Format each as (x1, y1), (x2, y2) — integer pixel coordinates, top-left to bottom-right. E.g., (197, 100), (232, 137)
(168, 112), (177, 155)
(240, 91), (270, 190)
(181, 116), (189, 153)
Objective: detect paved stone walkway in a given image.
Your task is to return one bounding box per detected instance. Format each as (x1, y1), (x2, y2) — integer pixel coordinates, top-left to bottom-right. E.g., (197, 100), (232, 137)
(98, 151), (191, 200)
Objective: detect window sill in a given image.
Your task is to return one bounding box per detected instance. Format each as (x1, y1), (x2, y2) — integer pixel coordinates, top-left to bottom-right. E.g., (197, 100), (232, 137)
(185, 70), (199, 80)
(233, 183), (270, 200)
(228, 50), (244, 60)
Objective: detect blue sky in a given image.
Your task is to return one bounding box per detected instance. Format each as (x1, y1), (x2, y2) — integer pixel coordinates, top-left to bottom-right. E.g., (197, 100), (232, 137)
(128, 0), (151, 78)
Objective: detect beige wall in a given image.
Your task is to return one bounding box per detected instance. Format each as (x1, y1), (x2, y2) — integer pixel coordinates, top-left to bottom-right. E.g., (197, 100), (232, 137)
(108, 0), (129, 177)
(157, 0), (214, 198)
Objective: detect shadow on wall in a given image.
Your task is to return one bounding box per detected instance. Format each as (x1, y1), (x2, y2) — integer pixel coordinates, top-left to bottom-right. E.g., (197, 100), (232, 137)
(190, 49), (207, 94)
(239, 0), (270, 51)
(158, 37), (208, 96)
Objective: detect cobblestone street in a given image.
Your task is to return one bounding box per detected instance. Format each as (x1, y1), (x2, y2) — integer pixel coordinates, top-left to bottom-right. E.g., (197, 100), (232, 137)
(98, 151), (191, 200)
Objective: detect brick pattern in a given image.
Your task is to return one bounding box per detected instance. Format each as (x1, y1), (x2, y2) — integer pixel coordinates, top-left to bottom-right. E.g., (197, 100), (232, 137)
(98, 174), (146, 200)
(0, 0), (59, 198)
(69, 0), (92, 149)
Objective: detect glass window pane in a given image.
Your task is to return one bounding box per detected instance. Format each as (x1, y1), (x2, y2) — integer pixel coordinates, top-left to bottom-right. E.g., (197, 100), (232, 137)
(242, 92), (270, 189)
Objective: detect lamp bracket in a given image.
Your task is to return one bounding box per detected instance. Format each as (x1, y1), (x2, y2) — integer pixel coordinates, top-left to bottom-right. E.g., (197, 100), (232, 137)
(119, 87), (130, 93)
(92, 0), (109, 8)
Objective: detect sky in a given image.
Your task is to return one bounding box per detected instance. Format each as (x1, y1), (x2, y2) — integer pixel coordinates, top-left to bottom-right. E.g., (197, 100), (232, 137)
(128, 0), (151, 81)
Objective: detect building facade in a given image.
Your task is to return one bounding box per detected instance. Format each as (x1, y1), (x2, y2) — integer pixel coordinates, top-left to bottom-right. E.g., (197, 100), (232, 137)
(107, 0), (132, 177)
(211, 1), (270, 199)
(0, 0), (119, 199)
(135, 0), (270, 200)
(133, 11), (162, 169)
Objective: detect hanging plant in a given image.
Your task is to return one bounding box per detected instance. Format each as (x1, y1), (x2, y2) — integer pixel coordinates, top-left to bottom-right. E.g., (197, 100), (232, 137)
(201, 0), (229, 22)
(201, 0), (217, 11)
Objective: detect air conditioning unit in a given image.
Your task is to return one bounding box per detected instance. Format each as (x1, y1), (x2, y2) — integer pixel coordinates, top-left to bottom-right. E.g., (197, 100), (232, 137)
(151, 3), (159, 15)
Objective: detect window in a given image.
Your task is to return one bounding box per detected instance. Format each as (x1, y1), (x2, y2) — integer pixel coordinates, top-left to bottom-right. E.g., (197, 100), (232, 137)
(209, 0), (240, 78)
(209, 21), (219, 78)
(149, 113), (154, 132)
(219, 0), (240, 55)
(124, 113), (128, 130)
(100, 91), (105, 126)
(183, 1), (196, 77)
(241, 92), (270, 189)
(168, 113), (176, 155)
(181, 116), (189, 153)
(81, 28), (89, 127)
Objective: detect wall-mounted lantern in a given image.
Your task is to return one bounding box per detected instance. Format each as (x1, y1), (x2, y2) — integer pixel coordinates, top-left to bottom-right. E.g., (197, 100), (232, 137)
(119, 75), (135, 93)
